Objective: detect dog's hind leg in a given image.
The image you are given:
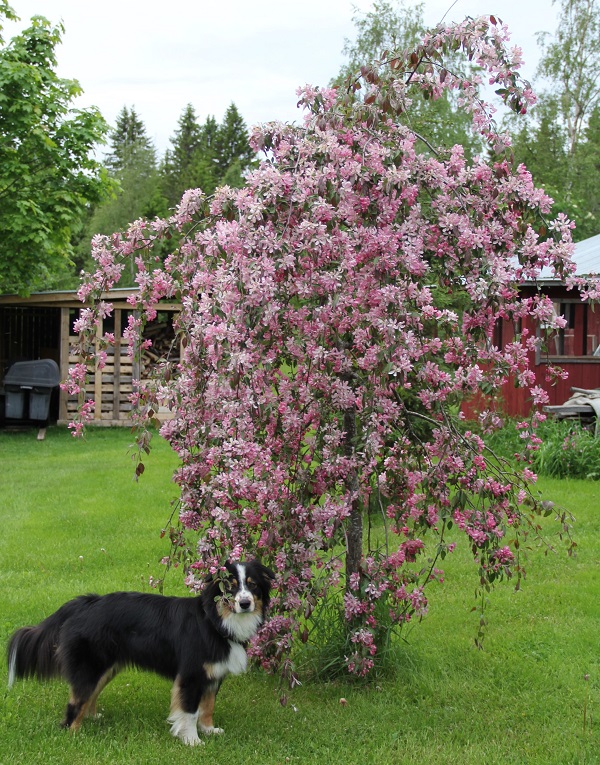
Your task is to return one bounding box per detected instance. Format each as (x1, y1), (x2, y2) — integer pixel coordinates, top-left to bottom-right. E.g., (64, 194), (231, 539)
(61, 665), (116, 731)
(86, 666), (119, 718)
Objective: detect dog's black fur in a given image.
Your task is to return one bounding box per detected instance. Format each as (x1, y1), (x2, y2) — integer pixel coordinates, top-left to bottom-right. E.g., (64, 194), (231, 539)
(7, 560), (274, 745)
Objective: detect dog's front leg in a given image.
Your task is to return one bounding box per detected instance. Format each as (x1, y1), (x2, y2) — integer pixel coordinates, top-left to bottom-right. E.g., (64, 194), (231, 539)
(168, 675), (204, 746)
(198, 684), (224, 735)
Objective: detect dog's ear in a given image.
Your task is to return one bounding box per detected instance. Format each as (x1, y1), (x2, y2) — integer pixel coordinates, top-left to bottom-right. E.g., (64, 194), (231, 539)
(253, 561), (276, 583)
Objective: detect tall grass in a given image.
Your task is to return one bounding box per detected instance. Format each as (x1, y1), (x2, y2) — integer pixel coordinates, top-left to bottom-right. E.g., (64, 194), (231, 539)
(0, 426), (598, 764)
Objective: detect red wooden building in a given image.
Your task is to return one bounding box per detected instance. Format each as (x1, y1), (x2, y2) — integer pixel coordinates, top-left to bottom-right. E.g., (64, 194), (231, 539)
(496, 232), (600, 417)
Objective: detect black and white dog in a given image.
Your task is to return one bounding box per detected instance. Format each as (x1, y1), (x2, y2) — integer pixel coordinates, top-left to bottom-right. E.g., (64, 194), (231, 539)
(7, 560), (274, 745)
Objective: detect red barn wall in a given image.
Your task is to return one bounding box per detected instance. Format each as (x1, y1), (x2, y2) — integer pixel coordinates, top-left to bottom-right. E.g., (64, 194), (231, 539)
(464, 285), (600, 420)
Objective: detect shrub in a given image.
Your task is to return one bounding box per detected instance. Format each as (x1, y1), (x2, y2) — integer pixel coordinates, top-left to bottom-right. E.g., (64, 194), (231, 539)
(486, 416), (600, 480)
(534, 419), (600, 479)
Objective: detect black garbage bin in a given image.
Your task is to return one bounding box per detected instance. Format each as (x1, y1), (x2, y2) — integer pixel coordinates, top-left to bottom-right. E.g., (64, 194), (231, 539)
(4, 359), (61, 422)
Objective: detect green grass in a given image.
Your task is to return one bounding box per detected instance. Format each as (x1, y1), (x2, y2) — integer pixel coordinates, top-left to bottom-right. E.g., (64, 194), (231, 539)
(0, 427), (598, 764)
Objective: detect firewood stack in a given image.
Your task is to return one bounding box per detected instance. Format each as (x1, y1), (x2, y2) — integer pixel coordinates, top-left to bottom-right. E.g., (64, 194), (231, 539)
(141, 319), (179, 378)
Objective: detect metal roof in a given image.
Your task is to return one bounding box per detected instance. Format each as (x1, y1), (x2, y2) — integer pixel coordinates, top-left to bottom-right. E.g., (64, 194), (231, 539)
(531, 232), (600, 283)
(572, 232), (600, 275)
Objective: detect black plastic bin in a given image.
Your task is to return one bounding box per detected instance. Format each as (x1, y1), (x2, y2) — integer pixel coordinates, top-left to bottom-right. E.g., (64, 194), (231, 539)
(4, 359), (61, 422)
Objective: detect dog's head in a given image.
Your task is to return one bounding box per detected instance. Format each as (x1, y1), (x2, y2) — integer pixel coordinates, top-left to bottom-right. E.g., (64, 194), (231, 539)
(203, 560), (275, 642)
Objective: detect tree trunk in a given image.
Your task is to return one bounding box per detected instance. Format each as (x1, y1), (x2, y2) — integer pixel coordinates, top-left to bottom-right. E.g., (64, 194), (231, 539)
(344, 406), (363, 592)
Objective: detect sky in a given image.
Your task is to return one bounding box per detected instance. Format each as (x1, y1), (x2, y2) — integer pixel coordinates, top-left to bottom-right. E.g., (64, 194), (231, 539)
(5, 0), (559, 157)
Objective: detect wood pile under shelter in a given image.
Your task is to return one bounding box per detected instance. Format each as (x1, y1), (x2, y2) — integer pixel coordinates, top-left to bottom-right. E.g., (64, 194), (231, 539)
(0, 289), (180, 427)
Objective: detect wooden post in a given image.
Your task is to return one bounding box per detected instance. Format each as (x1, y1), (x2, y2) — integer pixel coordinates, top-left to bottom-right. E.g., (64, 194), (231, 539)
(94, 320), (102, 420)
(58, 307), (70, 423)
(112, 309), (122, 422)
(131, 311), (141, 418)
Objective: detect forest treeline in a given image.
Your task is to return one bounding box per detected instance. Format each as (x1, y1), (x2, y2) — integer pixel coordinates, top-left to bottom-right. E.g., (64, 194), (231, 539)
(71, 102), (257, 284)
(1, 0), (599, 295)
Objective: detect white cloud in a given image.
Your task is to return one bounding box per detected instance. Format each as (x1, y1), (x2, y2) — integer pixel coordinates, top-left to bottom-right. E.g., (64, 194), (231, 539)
(6, 0), (558, 155)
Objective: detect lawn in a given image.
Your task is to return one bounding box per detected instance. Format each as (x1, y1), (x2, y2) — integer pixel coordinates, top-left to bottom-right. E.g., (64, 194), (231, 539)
(0, 426), (598, 765)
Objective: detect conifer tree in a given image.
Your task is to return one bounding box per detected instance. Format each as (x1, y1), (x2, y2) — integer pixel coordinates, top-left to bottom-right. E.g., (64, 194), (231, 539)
(214, 103), (256, 174)
(75, 106), (165, 282)
(161, 104), (255, 206)
(105, 106), (155, 173)
(161, 104), (203, 204)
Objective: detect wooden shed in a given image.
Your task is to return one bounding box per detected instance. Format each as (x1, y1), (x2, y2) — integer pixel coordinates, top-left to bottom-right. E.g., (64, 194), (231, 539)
(0, 289), (179, 427)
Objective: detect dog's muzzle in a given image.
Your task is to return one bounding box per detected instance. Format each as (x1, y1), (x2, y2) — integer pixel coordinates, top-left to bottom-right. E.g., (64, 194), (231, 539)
(235, 595), (254, 613)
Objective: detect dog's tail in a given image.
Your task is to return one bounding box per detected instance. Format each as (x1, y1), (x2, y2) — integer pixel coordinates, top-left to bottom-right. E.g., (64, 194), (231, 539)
(7, 599), (83, 688)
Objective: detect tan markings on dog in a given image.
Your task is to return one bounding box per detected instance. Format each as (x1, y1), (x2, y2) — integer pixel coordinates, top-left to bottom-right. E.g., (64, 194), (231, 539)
(87, 666), (119, 717)
(69, 698), (91, 732)
(168, 678), (203, 745)
(65, 688), (82, 732)
(199, 692), (215, 729)
(170, 675), (183, 714)
(216, 600), (234, 619)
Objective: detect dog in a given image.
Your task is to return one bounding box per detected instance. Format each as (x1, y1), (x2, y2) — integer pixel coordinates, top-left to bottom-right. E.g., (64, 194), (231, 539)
(7, 560), (274, 745)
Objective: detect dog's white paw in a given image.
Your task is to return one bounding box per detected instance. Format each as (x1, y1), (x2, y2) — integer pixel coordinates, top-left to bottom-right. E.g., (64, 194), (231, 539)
(200, 725), (224, 735)
(179, 732), (205, 746)
(169, 711), (205, 745)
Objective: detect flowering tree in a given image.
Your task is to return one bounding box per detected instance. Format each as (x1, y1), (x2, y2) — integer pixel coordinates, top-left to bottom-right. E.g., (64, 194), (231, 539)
(67, 17), (590, 678)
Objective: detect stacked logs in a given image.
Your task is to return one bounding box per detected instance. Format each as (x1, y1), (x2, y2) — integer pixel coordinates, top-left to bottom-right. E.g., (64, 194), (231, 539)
(141, 318), (179, 378)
